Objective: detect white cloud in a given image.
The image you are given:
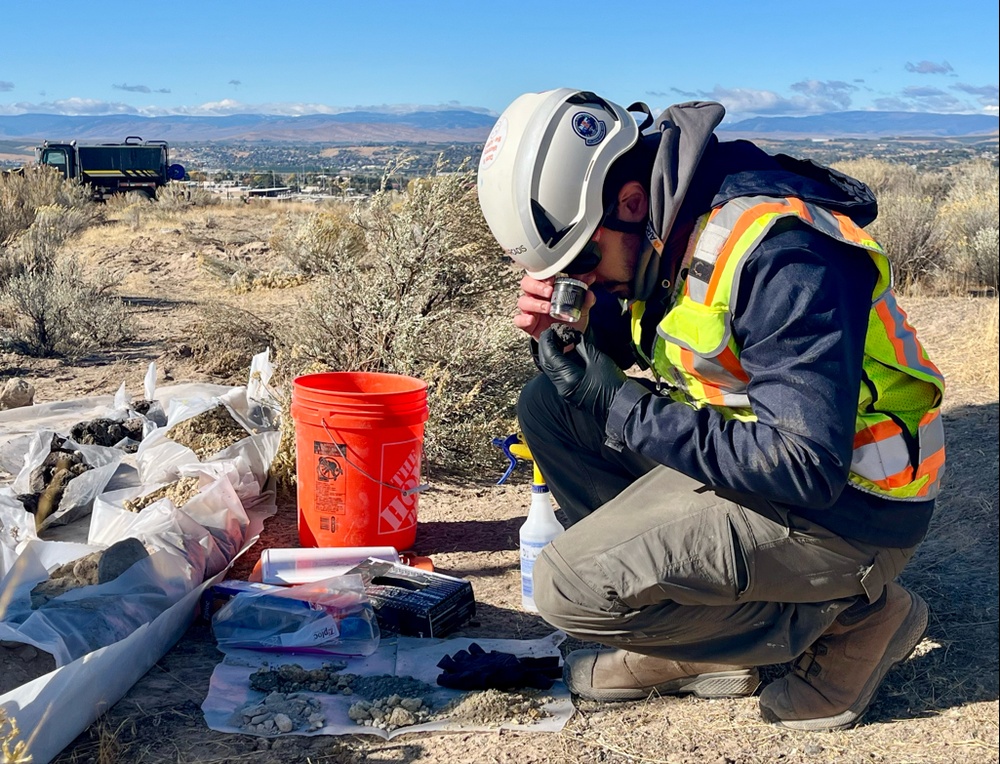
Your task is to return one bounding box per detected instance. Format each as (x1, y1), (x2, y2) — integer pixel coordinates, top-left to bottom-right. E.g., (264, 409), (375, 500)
(702, 87), (834, 119)
(905, 60), (954, 75)
(903, 86), (947, 97)
(0, 98), (140, 115)
(789, 79), (858, 110)
(952, 83), (1000, 109)
(876, 88), (976, 114)
(873, 97), (912, 111)
(0, 97), (495, 117)
(153, 99), (344, 116)
(113, 83), (151, 93)
(952, 83), (999, 98)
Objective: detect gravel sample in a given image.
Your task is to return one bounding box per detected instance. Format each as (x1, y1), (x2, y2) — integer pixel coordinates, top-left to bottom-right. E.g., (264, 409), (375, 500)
(165, 405), (250, 460)
(231, 691), (325, 735)
(348, 694), (433, 731)
(123, 477), (202, 513)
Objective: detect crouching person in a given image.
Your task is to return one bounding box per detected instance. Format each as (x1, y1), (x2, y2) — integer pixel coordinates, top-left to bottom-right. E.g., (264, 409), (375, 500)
(477, 89), (943, 730)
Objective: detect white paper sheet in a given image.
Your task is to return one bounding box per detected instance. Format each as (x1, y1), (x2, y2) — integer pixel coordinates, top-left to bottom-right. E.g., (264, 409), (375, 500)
(202, 632), (573, 739)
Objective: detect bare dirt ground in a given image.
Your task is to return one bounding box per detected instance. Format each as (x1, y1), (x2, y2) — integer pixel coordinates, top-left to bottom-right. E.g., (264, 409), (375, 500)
(3, 203), (997, 764)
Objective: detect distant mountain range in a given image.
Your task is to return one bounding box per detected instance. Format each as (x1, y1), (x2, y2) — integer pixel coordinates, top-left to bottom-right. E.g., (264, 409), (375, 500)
(0, 110), (498, 144)
(0, 109), (996, 145)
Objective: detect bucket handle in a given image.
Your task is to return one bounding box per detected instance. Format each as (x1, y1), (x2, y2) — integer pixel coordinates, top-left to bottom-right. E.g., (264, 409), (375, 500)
(320, 418), (430, 498)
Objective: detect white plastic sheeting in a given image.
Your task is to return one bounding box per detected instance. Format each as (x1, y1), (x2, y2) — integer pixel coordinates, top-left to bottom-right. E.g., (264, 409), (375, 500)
(0, 356), (280, 764)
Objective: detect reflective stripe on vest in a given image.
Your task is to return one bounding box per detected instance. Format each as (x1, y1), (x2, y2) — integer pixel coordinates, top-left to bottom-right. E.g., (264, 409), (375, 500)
(635, 195), (946, 501)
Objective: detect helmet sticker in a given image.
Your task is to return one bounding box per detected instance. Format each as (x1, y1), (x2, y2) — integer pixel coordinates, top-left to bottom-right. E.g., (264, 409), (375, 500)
(572, 111), (607, 146)
(480, 117), (508, 170)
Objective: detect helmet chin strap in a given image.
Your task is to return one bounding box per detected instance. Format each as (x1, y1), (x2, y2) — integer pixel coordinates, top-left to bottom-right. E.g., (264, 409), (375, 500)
(630, 223), (663, 302)
(601, 216), (646, 236)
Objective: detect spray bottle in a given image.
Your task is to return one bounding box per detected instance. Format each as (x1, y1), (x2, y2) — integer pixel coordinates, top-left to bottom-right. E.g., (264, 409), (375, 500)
(493, 433), (565, 612)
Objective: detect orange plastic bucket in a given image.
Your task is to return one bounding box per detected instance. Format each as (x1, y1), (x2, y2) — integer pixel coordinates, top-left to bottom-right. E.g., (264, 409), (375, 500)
(291, 372), (428, 549)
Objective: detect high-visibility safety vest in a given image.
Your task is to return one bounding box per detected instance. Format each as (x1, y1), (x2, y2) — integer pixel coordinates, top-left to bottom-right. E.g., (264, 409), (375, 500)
(632, 195), (945, 501)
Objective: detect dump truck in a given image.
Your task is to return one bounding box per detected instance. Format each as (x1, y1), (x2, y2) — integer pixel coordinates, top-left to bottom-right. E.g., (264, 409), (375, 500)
(35, 136), (186, 200)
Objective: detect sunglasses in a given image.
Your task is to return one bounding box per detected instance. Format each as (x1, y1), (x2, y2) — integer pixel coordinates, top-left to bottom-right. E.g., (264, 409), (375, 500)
(565, 205), (646, 275)
(567, 239), (603, 275)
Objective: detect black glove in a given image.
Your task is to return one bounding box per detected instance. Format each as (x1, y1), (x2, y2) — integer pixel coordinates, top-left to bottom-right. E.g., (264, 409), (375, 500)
(436, 642), (563, 691)
(537, 326), (627, 427)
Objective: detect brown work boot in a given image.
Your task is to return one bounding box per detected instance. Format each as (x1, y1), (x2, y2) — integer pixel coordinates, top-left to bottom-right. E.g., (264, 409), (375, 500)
(759, 582), (928, 731)
(564, 648), (760, 702)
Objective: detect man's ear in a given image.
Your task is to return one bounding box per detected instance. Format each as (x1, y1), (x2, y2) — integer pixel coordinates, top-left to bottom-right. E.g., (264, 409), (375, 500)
(617, 180), (648, 223)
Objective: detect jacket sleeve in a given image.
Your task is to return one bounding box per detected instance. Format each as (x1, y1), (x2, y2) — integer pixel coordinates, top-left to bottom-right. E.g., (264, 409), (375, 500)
(607, 221), (877, 509)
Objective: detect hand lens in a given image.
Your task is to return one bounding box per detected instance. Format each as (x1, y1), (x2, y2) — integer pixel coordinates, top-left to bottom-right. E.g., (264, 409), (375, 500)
(549, 276), (588, 322)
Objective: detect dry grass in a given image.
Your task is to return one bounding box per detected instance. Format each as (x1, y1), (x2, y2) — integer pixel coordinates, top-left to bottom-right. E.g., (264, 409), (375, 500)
(190, 303), (277, 383)
(900, 295), (1000, 402)
(0, 709), (30, 764)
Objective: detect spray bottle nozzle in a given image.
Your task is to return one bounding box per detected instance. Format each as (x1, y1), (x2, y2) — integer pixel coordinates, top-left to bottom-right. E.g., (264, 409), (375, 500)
(491, 433), (526, 485)
(492, 433), (545, 487)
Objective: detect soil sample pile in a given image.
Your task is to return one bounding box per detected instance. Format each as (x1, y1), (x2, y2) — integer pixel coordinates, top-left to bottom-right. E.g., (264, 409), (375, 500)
(249, 662), (350, 695)
(29, 550), (102, 608)
(70, 417), (145, 451)
(16, 437), (92, 529)
(249, 664), (437, 701)
(439, 688), (552, 726)
(165, 405), (250, 460)
(231, 691), (325, 735)
(247, 662), (548, 734)
(123, 477), (202, 513)
(348, 695), (433, 731)
(131, 400), (155, 416)
(341, 673), (438, 700)
(29, 538), (150, 608)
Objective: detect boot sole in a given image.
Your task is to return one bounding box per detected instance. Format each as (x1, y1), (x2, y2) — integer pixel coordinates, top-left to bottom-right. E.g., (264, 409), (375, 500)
(761, 590), (929, 731)
(568, 668), (761, 702)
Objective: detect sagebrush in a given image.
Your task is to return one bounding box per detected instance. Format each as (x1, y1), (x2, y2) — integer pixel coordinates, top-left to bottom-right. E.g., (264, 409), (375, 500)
(190, 303), (276, 382)
(284, 161), (534, 475)
(0, 182), (131, 357)
(833, 157), (999, 292)
(0, 166), (96, 246)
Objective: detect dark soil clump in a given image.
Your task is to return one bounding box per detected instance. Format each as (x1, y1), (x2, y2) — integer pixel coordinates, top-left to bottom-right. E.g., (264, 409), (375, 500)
(70, 417), (145, 450)
(247, 663), (437, 701)
(551, 323), (582, 348)
(15, 436), (92, 529)
(249, 662), (349, 695)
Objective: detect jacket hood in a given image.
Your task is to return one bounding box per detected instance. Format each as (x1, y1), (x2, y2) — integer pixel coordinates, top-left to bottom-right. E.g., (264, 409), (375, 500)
(634, 101), (726, 301)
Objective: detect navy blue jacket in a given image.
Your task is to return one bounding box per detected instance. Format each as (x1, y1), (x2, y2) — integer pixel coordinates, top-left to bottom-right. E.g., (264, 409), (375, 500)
(599, 138), (934, 548)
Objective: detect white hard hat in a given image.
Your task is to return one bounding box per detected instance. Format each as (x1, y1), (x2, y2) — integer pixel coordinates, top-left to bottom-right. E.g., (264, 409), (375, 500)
(477, 88), (640, 279)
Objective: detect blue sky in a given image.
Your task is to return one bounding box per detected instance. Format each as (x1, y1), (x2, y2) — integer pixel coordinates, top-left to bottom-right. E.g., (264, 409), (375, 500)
(1, 0), (997, 122)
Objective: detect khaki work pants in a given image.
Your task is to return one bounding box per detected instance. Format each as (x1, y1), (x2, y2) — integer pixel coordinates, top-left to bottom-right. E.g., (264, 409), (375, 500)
(519, 375), (916, 666)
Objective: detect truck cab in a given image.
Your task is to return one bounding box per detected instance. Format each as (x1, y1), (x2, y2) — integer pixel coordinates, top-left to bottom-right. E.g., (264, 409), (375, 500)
(39, 143), (75, 179)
